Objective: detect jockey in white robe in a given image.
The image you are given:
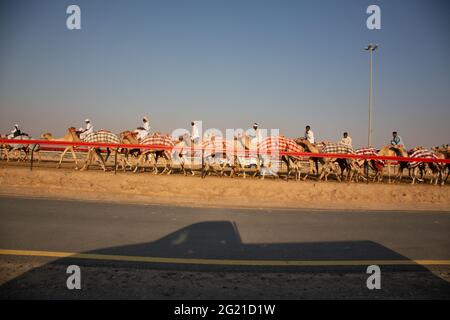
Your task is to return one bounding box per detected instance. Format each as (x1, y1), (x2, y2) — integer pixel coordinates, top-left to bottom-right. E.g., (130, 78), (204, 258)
(134, 116), (150, 141)
(246, 123), (262, 167)
(7, 124), (21, 138)
(79, 119), (94, 140)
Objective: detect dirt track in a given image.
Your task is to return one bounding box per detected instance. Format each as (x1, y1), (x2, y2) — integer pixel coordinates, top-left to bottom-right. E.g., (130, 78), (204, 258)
(0, 163), (449, 211)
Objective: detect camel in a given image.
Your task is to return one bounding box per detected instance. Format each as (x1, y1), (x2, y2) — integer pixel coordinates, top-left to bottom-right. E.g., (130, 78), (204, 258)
(234, 134), (304, 180)
(173, 134), (197, 176)
(175, 134), (230, 177)
(246, 135), (305, 180)
(117, 130), (142, 171)
(0, 134), (11, 161)
(41, 127), (81, 169)
(432, 146), (450, 184)
(295, 138), (362, 182)
(351, 148), (384, 183)
(80, 130), (121, 171)
(294, 138), (321, 179)
(408, 147), (443, 185)
(133, 133), (174, 174)
(378, 145), (409, 183)
(294, 138), (324, 180)
(121, 130), (171, 173)
(233, 133), (260, 178)
(201, 135), (237, 178)
(2, 134), (41, 163)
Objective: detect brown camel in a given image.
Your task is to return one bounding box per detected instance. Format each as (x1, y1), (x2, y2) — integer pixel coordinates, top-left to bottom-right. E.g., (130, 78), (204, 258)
(233, 133), (260, 178)
(408, 146), (443, 185)
(133, 133), (174, 174)
(235, 134), (302, 180)
(0, 134), (11, 161)
(294, 138), (320, 180)
(378, 145), (409, 183)
(117, 130), (141, 171)
(432, 146), (450, 184)
(295, 138), (363, 182)
(41, 127), (81, 169)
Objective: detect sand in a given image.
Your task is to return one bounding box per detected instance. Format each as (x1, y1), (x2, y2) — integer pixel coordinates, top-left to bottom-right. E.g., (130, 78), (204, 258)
(0, 164), (449, 212)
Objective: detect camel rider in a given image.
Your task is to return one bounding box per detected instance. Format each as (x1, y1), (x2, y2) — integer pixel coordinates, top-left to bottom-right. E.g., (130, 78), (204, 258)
(391, 131), (406, 149)
(143, 116), (150, 133)
(79, 118), (94, 140)
(339, 132), (352, 148)
(135, 116), (150, 141)
(249, 123), (263, 145)
(10, 124), (22, 138)
(191, 121), (200, 144)
(305, 125), (315, 144)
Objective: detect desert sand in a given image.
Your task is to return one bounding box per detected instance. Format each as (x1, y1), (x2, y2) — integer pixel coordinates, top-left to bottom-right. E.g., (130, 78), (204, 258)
(0, 164), (449, 211)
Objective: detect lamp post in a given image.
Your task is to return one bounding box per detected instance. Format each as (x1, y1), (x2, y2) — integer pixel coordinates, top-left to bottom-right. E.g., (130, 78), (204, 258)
(365, 43), (378, 147)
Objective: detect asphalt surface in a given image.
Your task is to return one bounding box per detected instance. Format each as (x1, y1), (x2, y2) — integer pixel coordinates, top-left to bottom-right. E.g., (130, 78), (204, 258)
(0, 196), (449, 299)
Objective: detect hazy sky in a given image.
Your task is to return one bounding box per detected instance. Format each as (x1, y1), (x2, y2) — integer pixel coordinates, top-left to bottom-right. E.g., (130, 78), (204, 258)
(0, 0), (449, 148)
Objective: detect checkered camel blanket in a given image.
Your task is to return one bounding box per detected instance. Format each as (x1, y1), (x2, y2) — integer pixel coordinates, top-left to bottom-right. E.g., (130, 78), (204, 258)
(354, 147), (384, 169)
(408, 149), (441, 169)
(83, 131), (121, 144)
(140, 134), (175, 160)
(258, 136), (304, 158)
(320, 144), (355, 155)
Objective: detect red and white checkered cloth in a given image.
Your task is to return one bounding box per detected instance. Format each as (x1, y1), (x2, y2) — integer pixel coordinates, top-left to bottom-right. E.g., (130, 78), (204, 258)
(355, 147), (384, 169)
(258, 136), (304, 158)
(83, 131), (121, 144)
(140, 134), (175, 159)
(320, 144), (355, 155)
(408, 149), (440, 169)
(314, 141), (328, 152)
(355, 147), (377, 156)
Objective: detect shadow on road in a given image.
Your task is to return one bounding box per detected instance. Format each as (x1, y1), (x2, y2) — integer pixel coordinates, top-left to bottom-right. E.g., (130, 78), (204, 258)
(1, 221), (450, 299)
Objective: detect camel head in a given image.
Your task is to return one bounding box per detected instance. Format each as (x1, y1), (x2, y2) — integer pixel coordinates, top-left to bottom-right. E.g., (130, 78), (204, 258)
(119, 130), (131, 138)
(41, 133), (52, 140)
(294, 138), (318, 153)
(294, 137), (307, 144)
(120, 130), (138, 144)
(68, 127), (81, 139)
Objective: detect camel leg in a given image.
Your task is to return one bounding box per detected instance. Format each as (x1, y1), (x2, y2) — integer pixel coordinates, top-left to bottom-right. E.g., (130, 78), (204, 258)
(180, 159), (187, 175)
(387, 162), (391, 183)
(70, 147), (79, 169)
(81, 149), (92, 171)
(94, 149), (107, 171)
(333, 163), (342, 182)
(153, 154), (159, 174)
(159, 157), (171, 175)
(411, 168), (417, 185)
(133, 154), (145, 173)
(3, 149), (9, 162)
(318, 162), (328, 181)
(58, 147), (70, 168)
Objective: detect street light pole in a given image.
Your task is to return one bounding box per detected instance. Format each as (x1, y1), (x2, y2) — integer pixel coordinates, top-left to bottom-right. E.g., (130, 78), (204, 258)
(365, 43), (378, 147)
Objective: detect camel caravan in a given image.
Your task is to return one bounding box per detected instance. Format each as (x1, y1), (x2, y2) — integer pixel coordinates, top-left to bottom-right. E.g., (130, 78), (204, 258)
(1, 125), (449, 185)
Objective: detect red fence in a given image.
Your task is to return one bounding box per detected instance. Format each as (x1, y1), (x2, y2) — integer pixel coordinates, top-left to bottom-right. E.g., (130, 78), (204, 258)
(1, 138), (450, 164)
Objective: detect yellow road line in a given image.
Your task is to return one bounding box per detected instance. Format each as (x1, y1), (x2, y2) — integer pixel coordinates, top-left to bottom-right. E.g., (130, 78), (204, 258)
(1, 249), (449, 267)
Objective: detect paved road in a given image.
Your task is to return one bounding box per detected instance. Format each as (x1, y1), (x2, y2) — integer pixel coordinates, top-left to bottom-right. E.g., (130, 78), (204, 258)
(0, 196), (449, 299)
